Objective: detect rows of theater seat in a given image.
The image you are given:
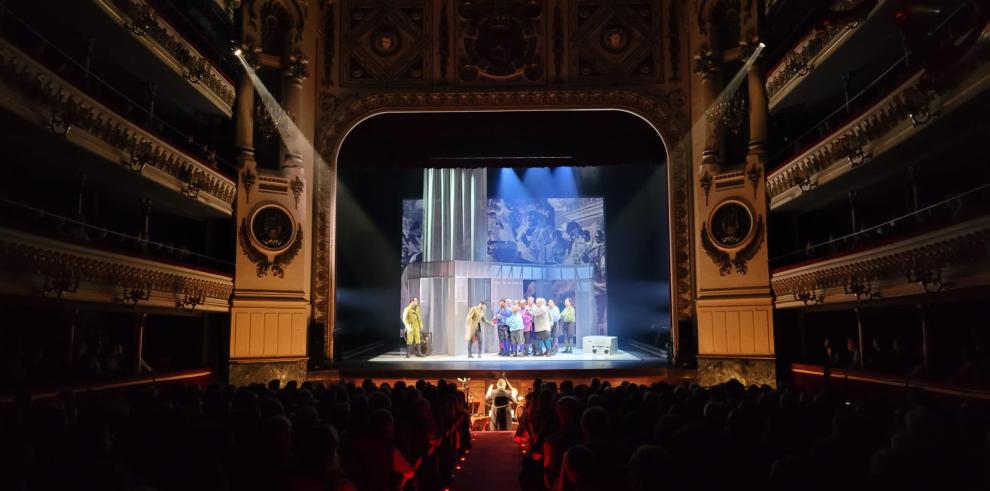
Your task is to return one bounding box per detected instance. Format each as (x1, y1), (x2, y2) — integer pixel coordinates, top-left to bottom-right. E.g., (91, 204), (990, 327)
(516, 378), (989, 490)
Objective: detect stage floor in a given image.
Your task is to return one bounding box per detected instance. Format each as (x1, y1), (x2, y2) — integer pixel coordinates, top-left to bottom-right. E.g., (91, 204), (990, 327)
(369, 348), (641, 363)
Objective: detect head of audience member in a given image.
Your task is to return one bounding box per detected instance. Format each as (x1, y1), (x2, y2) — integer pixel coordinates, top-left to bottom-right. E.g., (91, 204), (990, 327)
(581, 406), (610, 442)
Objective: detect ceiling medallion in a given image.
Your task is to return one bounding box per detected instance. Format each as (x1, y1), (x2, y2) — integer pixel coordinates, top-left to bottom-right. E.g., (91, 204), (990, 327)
(601, 26), (630, 53)
(371, 28), (401, 56)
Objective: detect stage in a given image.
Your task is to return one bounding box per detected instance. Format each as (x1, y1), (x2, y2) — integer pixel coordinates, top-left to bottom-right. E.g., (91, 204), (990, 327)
(310, 343), (684, 386)
(369, 348), (641, 363)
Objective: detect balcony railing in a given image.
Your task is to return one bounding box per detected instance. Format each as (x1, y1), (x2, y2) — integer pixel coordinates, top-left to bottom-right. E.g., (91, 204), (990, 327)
(0, 38), (236, 215)
(767, 56), (990, 210)
(771, 215), (990, 308)
(93, 0), (235, 115)
(0, 227), (233, 312)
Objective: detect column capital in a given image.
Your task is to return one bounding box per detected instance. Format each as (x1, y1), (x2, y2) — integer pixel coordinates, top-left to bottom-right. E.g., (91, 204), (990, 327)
(693, 49), (720, 79)
(285, 52), (310, 84)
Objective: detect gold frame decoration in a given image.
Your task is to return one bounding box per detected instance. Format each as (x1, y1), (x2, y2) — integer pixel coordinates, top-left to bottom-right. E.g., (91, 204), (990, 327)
(240, 203), (304, 278)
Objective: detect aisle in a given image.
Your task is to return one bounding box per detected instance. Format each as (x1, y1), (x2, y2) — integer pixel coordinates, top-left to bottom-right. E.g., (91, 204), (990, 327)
(452, 431), (526, 491)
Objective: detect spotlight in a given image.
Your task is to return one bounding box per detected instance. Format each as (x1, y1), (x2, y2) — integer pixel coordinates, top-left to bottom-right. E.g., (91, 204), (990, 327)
(233, 48), (243, 57)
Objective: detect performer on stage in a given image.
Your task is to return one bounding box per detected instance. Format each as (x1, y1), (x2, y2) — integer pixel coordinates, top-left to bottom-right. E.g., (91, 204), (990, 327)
(464, 301), (492, 358)
(560, 298), (576, 353)
(507, 304), (525, 356)
(485, 377), (518, 430)
(494, 299), (513, 356)
(402, 297), (425, 358)
(520, 300), (534, 356)
(529, 298), (552, 356)
(547, 299), (561, 355)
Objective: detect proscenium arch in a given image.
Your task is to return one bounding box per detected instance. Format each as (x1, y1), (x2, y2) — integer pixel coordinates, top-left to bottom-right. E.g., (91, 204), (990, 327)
(313, 90), (695, 362)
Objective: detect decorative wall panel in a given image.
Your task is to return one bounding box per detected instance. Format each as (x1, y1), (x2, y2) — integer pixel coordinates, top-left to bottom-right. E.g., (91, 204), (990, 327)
(341, 0), (432, 86)
(455, 0), (547, 85)
(570, 0), (662, 84)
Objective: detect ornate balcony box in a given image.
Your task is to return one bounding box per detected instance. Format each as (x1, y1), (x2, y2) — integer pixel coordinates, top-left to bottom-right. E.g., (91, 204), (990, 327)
(771, 215), (990, 309)
(0, 39), (236, 216)
(92, 0), (235, 117)
(766, 0), (889, 112)
(767, 60), (990, 211)
(0, 228), (233, 312)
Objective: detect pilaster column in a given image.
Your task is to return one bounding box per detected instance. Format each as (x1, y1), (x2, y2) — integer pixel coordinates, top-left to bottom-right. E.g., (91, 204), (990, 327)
(695, 49), (723, 175)
(746, 56), (769, 164)
(235, 69), (255, 166)
(280, 53), (308, 171)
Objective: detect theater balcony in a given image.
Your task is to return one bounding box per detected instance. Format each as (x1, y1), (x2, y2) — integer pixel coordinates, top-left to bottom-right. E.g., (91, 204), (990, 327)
(771, 215), (990, 309)
(59, 0), (235, 117)
(0, 226), (233, 312)
(766, 56), (990, 212)
(766, 0), (892, 113)
(0, 38), (236, 217)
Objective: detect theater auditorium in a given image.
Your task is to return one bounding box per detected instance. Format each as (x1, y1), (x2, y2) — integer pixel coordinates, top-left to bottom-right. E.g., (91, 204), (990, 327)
(1, 1), (988, 489)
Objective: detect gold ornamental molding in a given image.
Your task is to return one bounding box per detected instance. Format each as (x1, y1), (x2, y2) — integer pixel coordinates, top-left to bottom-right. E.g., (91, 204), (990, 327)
(767, 57), (990, 210)
(0, 228), (233, 312)
(771, 215), (990, 307)
(0, 39), (236, 215)
(94, 0), (235, 114)
(311, 88), (695, 353)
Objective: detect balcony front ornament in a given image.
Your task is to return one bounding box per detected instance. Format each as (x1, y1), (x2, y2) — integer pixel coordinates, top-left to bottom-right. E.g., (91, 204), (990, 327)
(843, 279), (874, 302)
(116, 285), (151, 305)
(48, 103), (76, 136)
(907, 268), (944, 293)
(797, 173), (817, 193)
(34, 272), (80, 299)
(179, 166), (202, 199)
(125, 5), (157, 37)
(177, 290), (205, 311)
(794, 285), (824, 306)
(846, 146), (870, 168)
(124, 140), (153, 173)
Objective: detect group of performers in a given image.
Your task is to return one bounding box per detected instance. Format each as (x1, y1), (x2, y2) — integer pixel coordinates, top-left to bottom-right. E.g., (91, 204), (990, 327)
(401, 296), (578, 358)
(465, 296), (578, 358)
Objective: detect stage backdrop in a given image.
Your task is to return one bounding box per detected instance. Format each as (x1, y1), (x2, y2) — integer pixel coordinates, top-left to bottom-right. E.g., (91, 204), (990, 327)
(402, 196), (607, 354)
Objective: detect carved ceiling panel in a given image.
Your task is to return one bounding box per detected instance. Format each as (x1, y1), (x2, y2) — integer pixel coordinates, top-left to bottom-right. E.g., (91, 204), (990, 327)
(455, 0), (547, 85)
(570, 0), (662, 84)
(341, 0), (432, 87)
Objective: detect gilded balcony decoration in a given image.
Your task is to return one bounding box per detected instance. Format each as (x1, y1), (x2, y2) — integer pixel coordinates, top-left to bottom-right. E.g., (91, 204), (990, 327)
(771, 216), (990, 308)
(766, 53), (990, 209)
(95, 0), (235, 114)
(0, 39), (236, 214)
(0, 228), (233, 312)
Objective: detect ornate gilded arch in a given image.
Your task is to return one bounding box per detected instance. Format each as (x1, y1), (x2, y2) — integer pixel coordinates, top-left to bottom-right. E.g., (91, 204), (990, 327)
(312, 89), (695, 360)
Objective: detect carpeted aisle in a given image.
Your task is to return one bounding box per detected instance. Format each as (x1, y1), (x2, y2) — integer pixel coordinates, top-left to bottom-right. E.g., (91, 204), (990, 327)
(451, 431), (526, 491)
